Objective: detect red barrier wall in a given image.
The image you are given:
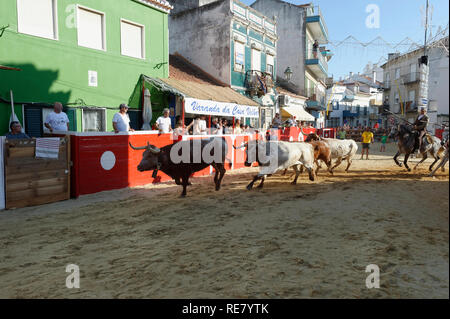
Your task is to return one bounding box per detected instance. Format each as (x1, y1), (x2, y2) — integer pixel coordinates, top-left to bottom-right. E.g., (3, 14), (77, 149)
(70, 128), (332, 198)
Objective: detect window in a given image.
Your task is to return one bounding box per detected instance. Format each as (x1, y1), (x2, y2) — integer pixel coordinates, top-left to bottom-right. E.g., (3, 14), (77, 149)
(410, 64), (417, 81)
(266, 54), (274, 76)
(82, 108), (106, 132)
(234, 41), (245, 72)
(408, 90), (415, 103)
(121, 19), (145, 59)
(251, 49), (261, 71)
(77, 6), (106, 51)
(17, 0), (58, 40)
(395, 68), (400, 79)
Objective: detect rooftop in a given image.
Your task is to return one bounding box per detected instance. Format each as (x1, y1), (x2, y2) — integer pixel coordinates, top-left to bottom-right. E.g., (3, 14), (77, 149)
(161, 54), (258, 106)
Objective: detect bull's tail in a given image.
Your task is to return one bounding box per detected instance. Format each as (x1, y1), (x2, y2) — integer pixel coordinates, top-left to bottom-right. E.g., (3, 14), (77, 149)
(347, 140), (358, 159)
(437, 146), (445, 158)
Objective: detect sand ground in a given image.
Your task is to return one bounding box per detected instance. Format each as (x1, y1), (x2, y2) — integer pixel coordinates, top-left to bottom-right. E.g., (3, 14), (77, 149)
(0, 142), (448, 299)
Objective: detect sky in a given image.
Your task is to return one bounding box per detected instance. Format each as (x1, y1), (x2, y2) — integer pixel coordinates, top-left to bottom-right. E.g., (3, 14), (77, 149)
(241, 0), (449, 79)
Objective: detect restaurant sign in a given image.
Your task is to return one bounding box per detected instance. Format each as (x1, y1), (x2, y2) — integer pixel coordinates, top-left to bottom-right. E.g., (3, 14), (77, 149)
(184, 98), (259, 118)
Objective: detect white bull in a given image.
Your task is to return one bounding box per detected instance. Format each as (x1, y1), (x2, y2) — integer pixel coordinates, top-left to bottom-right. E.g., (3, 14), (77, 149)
(305, 134), (358, 173)
(235, 140), (315, 190)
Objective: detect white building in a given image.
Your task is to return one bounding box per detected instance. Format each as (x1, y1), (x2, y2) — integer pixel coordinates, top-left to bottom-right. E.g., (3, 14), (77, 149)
(251, 0), (332, 128)
(326, 74), (383, 128)
(381, 38), (449, 131)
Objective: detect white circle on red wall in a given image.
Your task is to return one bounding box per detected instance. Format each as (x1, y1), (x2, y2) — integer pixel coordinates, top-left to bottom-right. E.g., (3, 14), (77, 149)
(100, 151), (116, 171)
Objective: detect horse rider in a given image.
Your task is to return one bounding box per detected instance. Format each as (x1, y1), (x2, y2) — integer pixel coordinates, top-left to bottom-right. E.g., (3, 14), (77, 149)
(413, 107), (429, 154)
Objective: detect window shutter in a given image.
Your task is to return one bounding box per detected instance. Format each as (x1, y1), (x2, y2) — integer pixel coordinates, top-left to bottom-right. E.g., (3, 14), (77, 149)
(78, 7), (104, 50)
(121, 21), (144, 59)
(25, 107), (43, 137)
(17, 0), (56, 39)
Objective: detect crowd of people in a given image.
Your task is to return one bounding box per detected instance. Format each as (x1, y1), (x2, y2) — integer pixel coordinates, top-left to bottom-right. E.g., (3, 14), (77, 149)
(271, 113), (315, 130)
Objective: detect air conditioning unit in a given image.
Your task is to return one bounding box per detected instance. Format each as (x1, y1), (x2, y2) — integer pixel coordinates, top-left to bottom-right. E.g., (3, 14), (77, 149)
(278, 95), (290, 106)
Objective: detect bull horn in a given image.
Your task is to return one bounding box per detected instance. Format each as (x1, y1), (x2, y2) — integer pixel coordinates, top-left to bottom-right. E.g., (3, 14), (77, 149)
(300, 127), (307, 136)
(129, 142), (148, 151)
(148, 144), (161, 154)
(233, 142), (248, 150)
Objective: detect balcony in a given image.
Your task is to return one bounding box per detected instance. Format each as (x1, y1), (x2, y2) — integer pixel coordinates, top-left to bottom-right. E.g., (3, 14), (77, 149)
(244, 70), (274, 98)
(343, 110), (359, 118)
(305, 49), (328, 79)
(404, 101), (418, 113)
(305, 87), (326, 111)
(305, 5), (329, 43)
(401, 72), (420, 84)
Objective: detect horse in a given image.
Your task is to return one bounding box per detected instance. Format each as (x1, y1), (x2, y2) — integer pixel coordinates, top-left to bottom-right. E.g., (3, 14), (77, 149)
(389, 124), (444, 172)
(429, 139), (449, 177)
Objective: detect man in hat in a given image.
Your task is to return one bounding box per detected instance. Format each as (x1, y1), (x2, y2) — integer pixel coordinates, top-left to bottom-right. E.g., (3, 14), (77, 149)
(113, 104), (135, 133)
(155, 108), (173, 134)
(413, 107), (429, 153)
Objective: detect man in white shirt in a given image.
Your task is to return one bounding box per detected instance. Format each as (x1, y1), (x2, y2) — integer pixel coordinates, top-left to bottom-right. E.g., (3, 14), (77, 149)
(45, 102), (70, 133)
(155, 108), (173, 134)
(113, 104), (135, 133)
(193, 115), (207, 135)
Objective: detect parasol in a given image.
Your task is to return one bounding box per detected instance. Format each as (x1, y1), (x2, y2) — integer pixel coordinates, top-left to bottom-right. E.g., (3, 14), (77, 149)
(142, 88), (152, 130)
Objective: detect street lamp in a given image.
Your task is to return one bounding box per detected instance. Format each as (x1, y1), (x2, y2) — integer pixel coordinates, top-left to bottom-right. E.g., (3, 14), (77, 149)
(284, 67), (293, 81)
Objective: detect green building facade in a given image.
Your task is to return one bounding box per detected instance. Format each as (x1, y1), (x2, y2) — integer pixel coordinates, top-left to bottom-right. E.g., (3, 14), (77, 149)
(0, 0), (172, 136)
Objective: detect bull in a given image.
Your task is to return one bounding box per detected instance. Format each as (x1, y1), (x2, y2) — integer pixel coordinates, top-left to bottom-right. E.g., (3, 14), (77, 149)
(130, 137), (227, 197)
(235, 140), (315, 190)
(305, 133), (358, 173)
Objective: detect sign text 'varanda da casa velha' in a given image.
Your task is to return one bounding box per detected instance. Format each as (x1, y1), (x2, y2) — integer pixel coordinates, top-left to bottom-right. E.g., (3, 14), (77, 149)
(184, 98), (259, 118)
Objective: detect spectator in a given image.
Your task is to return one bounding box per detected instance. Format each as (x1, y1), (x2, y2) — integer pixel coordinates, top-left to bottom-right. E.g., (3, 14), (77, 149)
(113, 104), (135, 133)
(210, 118), (223, 135)
(234, 120), (242, 134)
(313, 40), (319, 58)
(155, 108), (173, 134)
(45, 102), (70, 133)
(193, 115), (207, 135)
(5, 121), (30, 139)
(338, 129), (346, 140)
(173, 119), (193, 141)
(221, 119), (228, 135)
(285, 116), (295, 127)
(380, 131), (388, 152)
(272, 113), (282, 129)
(361, 127), (374, 160)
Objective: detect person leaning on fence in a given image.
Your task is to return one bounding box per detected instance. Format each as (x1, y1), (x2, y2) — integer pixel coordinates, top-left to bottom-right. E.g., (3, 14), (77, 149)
(113, 104), (135, 133)
(5, 121), (30, 139)
(155, 108), (173, 134)
(45, 102), (70, 133)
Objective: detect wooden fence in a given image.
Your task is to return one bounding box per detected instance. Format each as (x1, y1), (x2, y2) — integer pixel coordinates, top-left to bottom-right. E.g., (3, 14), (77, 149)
(4, 137), (70, 209)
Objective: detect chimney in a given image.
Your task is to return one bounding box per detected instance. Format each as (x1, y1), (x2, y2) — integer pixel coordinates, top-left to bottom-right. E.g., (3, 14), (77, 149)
(349, 72), (353, 78)
(373, 71), (377, 82)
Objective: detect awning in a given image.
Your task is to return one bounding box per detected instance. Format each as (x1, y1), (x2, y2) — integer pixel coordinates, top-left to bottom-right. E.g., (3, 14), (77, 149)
(142, 74), (260, 118)
(281, 106), (315, 121)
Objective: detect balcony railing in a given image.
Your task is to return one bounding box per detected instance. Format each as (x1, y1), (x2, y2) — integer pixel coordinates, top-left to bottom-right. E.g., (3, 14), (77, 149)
(305, 49), (328, 75)
(305, 5), (329, 41)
